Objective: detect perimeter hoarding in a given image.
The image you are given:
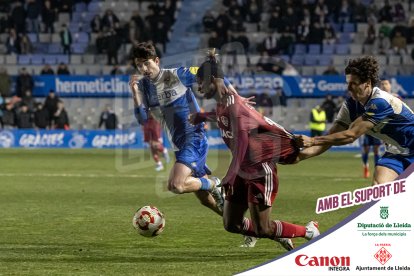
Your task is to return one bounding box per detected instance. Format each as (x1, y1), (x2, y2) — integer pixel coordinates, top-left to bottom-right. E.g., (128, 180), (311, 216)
(31, 75), (414, 98)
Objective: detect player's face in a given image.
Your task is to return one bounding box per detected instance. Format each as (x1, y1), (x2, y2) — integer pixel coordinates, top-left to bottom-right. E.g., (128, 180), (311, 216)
(380, 80), (391, 93)
(197, 76), (217, 99)
(134, 57), (160, 79)
(346, 74), (370, 103)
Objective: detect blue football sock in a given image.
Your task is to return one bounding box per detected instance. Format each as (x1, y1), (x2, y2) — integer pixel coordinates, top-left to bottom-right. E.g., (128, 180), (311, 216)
(362, 153), (368, 166)
(199, 178), (212, 191)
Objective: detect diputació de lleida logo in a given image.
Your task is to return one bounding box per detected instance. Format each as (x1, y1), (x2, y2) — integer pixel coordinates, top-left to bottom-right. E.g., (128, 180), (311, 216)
(380, 206), (389, 219)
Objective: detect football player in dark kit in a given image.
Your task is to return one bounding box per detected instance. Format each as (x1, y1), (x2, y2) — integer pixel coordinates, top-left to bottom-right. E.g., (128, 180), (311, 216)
(190, 50), (320, 250)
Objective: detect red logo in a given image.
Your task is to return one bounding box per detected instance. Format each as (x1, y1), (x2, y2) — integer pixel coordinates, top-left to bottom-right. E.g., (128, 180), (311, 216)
(295, 255), (351, 266)
(374, 247), (392, 265)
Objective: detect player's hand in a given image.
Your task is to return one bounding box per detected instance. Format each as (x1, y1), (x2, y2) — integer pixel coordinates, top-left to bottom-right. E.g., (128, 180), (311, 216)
(213, 77), (229, 97)
(222, 183), (234, 197)
(129, 75), (140, 92)
(293, 135), (304, 148)
(188, 113), (197, 125)
(240, 96), (256, 105)
(296, 135), (315, 148)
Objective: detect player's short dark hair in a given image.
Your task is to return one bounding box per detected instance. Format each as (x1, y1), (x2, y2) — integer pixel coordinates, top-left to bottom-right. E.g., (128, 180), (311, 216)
(345, 56), (379, 86)
(196, 49), (225, 81)
(131, 42), (157, 60)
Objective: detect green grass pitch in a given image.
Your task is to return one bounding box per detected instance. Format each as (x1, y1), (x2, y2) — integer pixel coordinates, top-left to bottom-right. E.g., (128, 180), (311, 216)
(0, 149), (372, 275)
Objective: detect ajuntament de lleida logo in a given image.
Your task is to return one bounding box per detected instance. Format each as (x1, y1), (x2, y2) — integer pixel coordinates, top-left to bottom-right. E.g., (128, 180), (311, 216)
(380, 206), (389, 219)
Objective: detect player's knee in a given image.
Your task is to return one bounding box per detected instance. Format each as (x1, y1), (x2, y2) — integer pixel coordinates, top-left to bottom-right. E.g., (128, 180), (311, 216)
(223, 221), (241, 234)
(168, 180), (185, 194)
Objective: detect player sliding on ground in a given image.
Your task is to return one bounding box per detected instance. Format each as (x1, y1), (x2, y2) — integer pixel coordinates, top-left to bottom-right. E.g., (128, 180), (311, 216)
(129, 42), (224, 214)
(190, 50), (320, 251)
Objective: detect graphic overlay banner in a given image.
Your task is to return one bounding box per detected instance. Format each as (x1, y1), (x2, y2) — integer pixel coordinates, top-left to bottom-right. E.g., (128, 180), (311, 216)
(237, 166), (414, 275)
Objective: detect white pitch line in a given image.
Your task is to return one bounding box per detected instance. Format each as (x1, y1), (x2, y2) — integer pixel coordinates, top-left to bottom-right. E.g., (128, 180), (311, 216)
(332, 178), (357, 181)
(0, 172), (155, 178)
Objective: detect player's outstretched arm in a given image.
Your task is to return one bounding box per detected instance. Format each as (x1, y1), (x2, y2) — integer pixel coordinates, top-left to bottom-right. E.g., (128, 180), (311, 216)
(304, 116), (374, 147)
(295, 122), (347, 162)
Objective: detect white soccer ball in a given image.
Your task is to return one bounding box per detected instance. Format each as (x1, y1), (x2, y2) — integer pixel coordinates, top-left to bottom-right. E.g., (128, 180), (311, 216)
(132, 206), (165, 237)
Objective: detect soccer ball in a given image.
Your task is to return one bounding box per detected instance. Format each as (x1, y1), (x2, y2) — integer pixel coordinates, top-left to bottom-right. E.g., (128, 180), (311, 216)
(132, 206), (165, 237)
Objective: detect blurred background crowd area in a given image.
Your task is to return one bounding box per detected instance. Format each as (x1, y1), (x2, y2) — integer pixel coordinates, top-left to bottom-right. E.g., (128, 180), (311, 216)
(0, 0), (413, 131)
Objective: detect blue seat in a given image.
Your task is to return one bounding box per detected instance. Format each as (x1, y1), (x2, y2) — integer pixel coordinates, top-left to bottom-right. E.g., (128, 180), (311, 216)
(75, 2), (87, 12)
(335, 44), (349, 54)
(82, 25), (92, 33)
(280, 55), (290, 63)
(88, 2), (100, 12)
(76, 32), (89, 43)
(27, 33), (37, 43)
(322, 44), (335, 54)
(72, 43), (88, 54)
(31, 55), (43, 65)
(33, 42), (48, 54)
(319, 55), (332, 66)
(308, 44), (321, 54)
(56, 55), (69, 64)
(331, 23), (341, 33)
(82, 12), (96, 22)
(69, 25), (79, 33)
(48, 43), (62, 54)
(342, 23), (355, 33)
(304, 55), (319, 65)
(44, 55), (57, 65)
(18, 55), (31, 65)
(294, 44), (307, 55)
(338, 33), (352, 44)
(72, 12), (83, 22)
(291, 55), (304, 65)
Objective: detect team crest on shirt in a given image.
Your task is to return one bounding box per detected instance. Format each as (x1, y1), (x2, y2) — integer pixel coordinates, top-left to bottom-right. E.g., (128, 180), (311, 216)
(368, 103), (377, 110)
(164, 76), (172, 88)
(220, 116), (229, 127)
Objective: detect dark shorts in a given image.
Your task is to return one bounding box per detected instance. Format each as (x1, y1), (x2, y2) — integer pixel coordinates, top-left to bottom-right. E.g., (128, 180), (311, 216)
(224, 162), (278, 207)
(362, 135), (382, 146)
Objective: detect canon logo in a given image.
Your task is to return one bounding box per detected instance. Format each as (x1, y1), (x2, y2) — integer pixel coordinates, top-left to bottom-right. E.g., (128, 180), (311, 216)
(295, 255), (350, 267)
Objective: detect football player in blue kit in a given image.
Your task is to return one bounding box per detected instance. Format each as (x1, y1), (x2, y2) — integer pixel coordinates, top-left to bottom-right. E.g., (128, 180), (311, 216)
(299, 56), (414, 184)
(129, 42), (225, 215)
